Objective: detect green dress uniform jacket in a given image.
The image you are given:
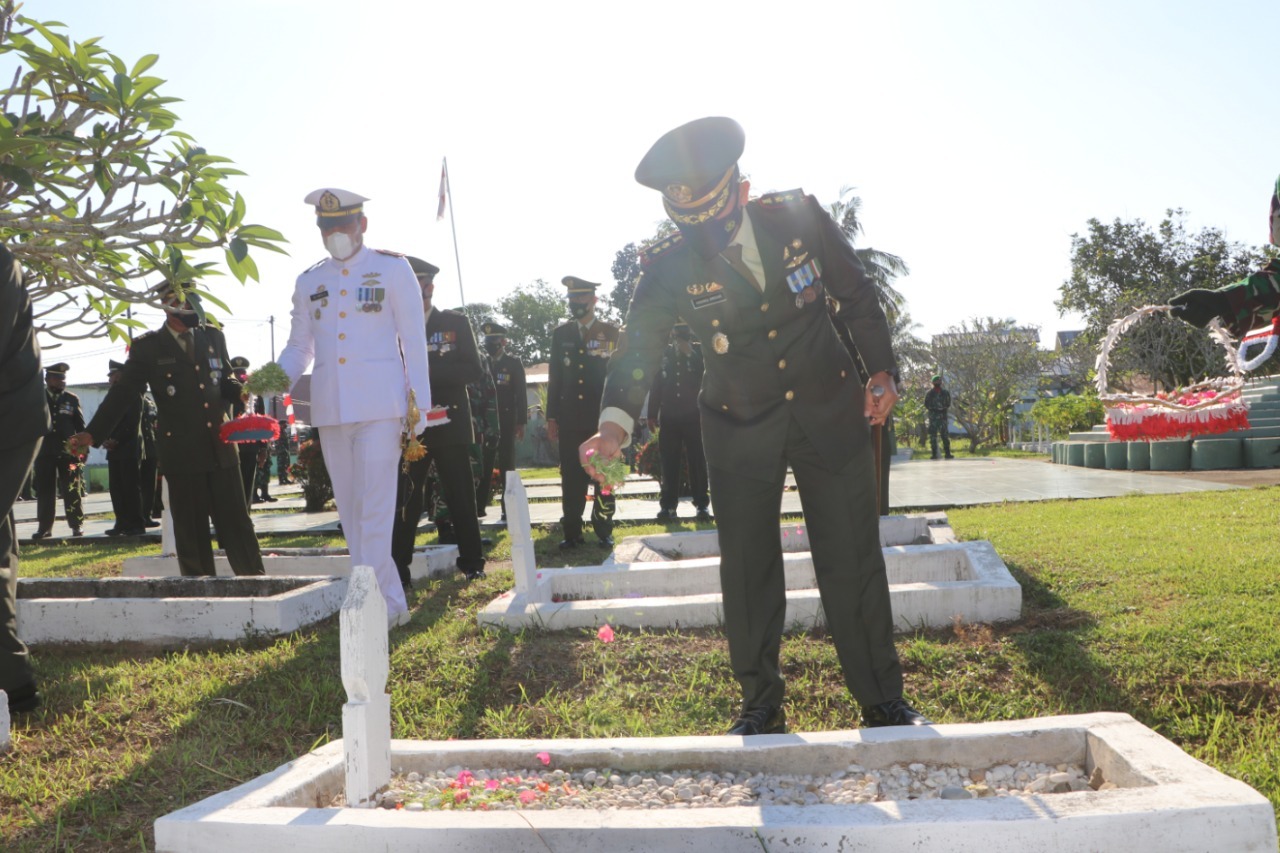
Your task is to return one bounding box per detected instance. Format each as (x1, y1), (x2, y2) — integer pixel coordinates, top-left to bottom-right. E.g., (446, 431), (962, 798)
(33, 387), (86, 533)
(602, 190), (904, 712)
(490, 351), (527, 465)
(421, 308), (482, 450)
(87, 322), (264, 576)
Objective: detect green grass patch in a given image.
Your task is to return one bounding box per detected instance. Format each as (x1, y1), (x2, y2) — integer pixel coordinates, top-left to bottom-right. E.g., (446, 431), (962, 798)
(3, 491), (1279, 848)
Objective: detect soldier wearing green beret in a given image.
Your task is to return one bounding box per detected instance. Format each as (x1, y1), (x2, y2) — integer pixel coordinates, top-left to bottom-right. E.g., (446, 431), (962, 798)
(581, 117), (930, 734)
(924, 375), (953, 460)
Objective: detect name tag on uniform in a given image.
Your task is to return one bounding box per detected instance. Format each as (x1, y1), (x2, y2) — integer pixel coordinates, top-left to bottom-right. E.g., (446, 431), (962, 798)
(691, 291), (727, 310)
(786, 259), (821, 293)
(309, 290), (329, 302)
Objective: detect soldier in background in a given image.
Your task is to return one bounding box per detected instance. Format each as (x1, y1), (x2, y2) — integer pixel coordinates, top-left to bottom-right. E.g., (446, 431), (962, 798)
(470, 345), (501, 518)
(102, 360), (148, 536)
(546, 277), (618, 548)
(391, 257), (486, 585)
(31, 362), (85, 539)
(924, 376), (953, 460)
(647, 321), (710, 522)
(274, 415), (293, 485)
(480, 322), (526, 520)
(72, 284), (265, 577)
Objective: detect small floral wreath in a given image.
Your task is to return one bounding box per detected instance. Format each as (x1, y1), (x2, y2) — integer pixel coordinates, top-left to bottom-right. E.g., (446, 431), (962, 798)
(1094, 305), (1251, 441)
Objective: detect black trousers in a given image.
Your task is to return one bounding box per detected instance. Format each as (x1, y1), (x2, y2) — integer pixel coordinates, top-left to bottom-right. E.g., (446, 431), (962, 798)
(558, 425), (615, 542)
(238, 444), (259, 506)
(107, 452), (146, 531)
(709, 415), (903, 712)
(140, 452), (158, 519)
(391, 443), (485, 587)
(33, 452), (83, 532)
(484, 428), (518, 516)
(166, 466), (265, 577)
(476, 433), (496, 512)
(658, 413), (709, 512)
(1, 436), (40, 694)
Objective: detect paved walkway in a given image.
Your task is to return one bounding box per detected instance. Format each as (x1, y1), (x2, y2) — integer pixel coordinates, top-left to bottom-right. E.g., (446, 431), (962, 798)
(17, 456), (1279, 543)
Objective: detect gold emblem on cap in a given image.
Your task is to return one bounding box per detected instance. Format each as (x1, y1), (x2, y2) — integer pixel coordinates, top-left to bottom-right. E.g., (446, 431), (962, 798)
(687, 283), (705, 295)
(667, 184), (694, 204)
(712, 332), (729, 354)
(319, 191), (341, 212)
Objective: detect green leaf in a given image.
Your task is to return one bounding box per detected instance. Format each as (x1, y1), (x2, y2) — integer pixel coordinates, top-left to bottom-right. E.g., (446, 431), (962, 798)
(191, 287), (231, 314)
(229, 235), (248, 263)
(25, 20), (74, 60)
(0, 164), (36, 192)
(131, 53), (160, 76)
(229, 191), (245, 230)
(128, 76), (165, 104)
(235, 224), (287, 242)
(0, 138), (43, 156)
(113, 72), (132, 105)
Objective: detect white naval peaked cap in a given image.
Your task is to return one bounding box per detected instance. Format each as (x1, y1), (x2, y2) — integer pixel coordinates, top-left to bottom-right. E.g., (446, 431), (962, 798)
(304, 187), (370, 220)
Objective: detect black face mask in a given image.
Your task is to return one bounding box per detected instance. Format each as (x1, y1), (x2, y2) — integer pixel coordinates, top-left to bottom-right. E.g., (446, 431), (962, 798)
(484, 340), (503, 356)
(569, 302), (591, 320)
(173, 310), (201, 329)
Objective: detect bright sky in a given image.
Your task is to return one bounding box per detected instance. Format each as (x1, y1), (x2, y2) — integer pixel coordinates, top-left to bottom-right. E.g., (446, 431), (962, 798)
(21, 0), (1278, 382)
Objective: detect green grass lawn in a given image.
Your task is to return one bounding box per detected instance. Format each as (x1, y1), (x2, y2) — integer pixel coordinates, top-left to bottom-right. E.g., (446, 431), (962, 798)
(2, 489), (1278, 849)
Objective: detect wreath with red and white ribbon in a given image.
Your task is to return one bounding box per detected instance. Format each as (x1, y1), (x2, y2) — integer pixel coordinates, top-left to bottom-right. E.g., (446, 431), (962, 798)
(1094, 305), (1269, 441)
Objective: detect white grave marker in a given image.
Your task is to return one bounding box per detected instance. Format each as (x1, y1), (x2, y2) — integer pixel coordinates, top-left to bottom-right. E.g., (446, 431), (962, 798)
(0, 689), (10, 753)
(505, 472), (545, 600)
(159, 478), (176, 557)
(340, 565), (390, 807)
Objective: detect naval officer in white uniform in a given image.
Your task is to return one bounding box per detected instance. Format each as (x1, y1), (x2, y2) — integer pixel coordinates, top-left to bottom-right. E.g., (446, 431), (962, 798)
(277, 188), (431, 619)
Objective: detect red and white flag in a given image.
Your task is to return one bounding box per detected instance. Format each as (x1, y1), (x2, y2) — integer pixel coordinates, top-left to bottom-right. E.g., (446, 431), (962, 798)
(436, 158), (448, 221)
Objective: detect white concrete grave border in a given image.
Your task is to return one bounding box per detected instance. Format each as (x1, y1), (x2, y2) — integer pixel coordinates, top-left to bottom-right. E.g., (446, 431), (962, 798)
(482, 475), (1019, 632)
(122, 544), (459, 584)
(154, 713), (1278, 852)
(16, 576), (348, 646)
(0, 690), (9, 753)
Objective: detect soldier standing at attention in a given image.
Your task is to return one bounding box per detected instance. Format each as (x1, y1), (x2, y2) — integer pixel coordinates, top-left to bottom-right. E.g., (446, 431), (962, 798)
(274, 418), (292, 485)
(481, 323), (526, 521)
(101, 360), (148, 537)
(71, 284), (265, 576)
(648, 321), (710, 522)
(31, 362), (85, 539)
(139, 393), (161, 526)
(924, 375), (953, 460)
(390, 257), (486, 586)
(580, 117), (931, 734)
(1, 241), (46, 712)
(275, 189), (431, 620)
(230, 356), (271, 505)
(546, 277), (618, 548)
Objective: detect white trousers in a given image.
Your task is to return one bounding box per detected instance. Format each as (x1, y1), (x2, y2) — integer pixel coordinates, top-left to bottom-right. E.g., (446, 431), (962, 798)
(319, 418), (408, 617)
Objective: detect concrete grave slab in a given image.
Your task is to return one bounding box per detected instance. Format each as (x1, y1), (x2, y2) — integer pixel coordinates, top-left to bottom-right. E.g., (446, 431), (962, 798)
(16, 576), (348, 646)
(122, 545), (459, 585)
(606, 513), (956, 565)
(481, 540), (1021, 632)
(0, 690), (8, 753)
(153, 713), (1278, 852)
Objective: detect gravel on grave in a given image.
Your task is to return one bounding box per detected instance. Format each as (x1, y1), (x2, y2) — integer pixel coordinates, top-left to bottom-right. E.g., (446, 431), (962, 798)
(363, 760), (1111, 812)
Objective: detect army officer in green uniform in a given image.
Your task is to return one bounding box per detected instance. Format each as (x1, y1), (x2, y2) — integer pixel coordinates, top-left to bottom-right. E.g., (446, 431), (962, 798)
(72, 285), (265, 577)
(547, 277), (619, 548)
(581, 117), (930, 735)
(31, 362), (85, 538)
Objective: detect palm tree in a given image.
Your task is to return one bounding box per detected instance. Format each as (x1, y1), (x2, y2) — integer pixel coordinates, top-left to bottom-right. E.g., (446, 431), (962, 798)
(827, 186), (909, 325)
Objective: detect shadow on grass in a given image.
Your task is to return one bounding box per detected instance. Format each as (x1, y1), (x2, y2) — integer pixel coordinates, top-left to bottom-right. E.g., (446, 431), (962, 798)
(4, 574), (464, 851)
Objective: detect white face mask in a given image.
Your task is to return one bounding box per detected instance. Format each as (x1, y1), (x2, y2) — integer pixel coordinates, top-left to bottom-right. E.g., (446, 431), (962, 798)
(324, 231), (359, 260)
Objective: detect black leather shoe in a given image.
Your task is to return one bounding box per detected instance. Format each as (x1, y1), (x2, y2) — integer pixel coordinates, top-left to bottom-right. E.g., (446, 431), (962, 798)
(104, 527), (122, 537)
(728, 705), (786, 736)
(70, 528), (83, 537)
(558, 538), (585, 550)
(695, 509), (712, 522)
(5, 681), (42, 713)
(944, 454), (955, 459)
(119, 527), (147, 536)
(656, 509), (675, 522)
(264, 495), (278, 503)
(861, 698), (932, 728)
(597, 536), (614, 547)
(460, 568), (486, 582)
(31, 530), (50, 541)
(144, 519), (160, 528)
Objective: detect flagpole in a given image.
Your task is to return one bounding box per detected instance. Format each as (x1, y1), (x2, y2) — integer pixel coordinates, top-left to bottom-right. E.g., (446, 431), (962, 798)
(443, 157), (466, 306)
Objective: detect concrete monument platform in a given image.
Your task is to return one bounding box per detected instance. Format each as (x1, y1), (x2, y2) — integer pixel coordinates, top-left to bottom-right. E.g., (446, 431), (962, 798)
(153, 713), (1277, 852)
(121, 545), (459, 584)
(16, 576), (349, 646)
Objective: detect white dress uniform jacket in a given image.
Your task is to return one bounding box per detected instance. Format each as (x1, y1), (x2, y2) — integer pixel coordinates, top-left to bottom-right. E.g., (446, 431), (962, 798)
(278, 246), (431, 426)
